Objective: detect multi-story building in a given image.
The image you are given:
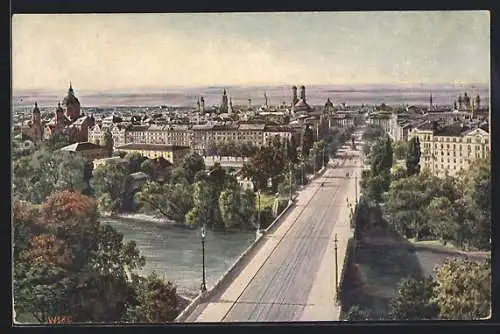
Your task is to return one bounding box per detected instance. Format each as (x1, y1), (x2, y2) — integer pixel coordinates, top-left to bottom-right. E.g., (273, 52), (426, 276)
(238, 123), (266, 146)
(88, 121), (296, 155)
(367, 111), (392, 134)
(409, 121), (490, 177)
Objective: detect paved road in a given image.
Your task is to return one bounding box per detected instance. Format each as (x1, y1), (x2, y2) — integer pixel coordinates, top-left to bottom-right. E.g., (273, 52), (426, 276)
(185, 132), (364, 322)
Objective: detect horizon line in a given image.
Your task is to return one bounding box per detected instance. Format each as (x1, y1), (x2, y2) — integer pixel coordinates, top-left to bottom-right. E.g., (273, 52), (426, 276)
(13, 81), (490, 94)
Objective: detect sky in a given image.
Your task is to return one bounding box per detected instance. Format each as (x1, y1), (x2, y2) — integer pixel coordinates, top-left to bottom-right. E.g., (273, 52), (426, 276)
(12, 11), (490, 92)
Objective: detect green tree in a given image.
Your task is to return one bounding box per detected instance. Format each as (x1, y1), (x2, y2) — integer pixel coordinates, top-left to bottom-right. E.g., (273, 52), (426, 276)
(13, 149), (87, 204)
(170, 166), (189, 185)
(393, 140), (408, 160)
(287, 136), (298, 163)
(91, 162), (131, 213)
(362, 124), (385, 142)
(182, 152), (205, 184)
(125, 273), (179, 323)
(219, 186), (257, 229)
(341, 305), (371, 321)
(13, 191), (148, 323)
(134, 181), (194, 223)
(301, 124), (314, 158)
(140, 159), (157, 180)
(406, 137), (421, 176)
(389, 277), (439, 320)
(434, 258), (491, 320)
(103, 130), (114, 158)
(42, 132), (73, 151)
(125, 152), (147, 174)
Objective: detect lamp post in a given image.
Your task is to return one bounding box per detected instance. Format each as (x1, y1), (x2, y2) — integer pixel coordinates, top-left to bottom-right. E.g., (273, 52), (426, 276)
(313, 153), (316, 174)
(301, 162), (305, 186)
(200, 224), (207, 293)
(334, 233), (339, 296)
(289, 164), (293, 203)
(257, 189), (261, 232)
(354, 172), (358, 205)
(322, 147), (326, 168)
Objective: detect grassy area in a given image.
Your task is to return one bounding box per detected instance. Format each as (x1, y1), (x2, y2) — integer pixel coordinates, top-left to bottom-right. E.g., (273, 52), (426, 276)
(257, 193), (277, 212)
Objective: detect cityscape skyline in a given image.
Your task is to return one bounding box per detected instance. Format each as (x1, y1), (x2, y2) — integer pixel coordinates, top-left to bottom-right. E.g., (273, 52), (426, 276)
(12, 11), (490, 91)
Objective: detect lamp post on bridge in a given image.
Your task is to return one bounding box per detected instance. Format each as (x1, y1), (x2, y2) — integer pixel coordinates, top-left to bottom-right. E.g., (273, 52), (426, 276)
(257, 189), (261, 230)
(289, 163), (293, 204)
(334, 233), (339, 298)
(200, 224), (207, 293)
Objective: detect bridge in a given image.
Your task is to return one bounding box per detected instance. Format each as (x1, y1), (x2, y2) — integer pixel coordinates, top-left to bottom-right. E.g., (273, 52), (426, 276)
(204, 156), (249, 169)
(177, 133), (364, 322)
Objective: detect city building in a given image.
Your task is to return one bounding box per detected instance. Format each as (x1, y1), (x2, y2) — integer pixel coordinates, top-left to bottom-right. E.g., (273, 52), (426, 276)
(43, 84), (95, 143)
(114, 143), (191, 166)
(59, 141), (108, 162)
(409, 121), (490, 177)
(20, 102), (43, 146)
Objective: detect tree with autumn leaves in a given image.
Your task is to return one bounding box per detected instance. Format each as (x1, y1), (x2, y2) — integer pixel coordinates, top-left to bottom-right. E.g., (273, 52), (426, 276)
(13, 191), (179, 323)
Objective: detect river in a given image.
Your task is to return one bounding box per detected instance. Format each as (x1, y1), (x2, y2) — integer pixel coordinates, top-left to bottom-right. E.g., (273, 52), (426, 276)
(100, 215), (255, 299)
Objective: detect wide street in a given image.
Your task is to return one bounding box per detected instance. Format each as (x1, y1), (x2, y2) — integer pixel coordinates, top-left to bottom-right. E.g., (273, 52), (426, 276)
(184, 132), (363, 322)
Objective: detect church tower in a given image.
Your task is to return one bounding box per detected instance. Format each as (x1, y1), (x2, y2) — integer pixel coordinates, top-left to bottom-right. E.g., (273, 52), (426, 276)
(56, 102), (66, 128)
(292, 86), (298, 106)
(429, 93), (433, 111)
(63, 82), (81, 121)
(300, 85), (306, 102)
(31, 102), (42, 144)
(221, 89), (229, 113)
(200, 96), (205, 113)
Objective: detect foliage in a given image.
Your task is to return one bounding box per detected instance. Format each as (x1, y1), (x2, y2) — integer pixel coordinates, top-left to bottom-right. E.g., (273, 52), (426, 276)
(384, 158), (490, 250)
(433, 258), (491, 320)
(139, 159), (157, 180)
(134, 181), (194, 223)
(42, 132), (73, 151)
(91, 162), (131, 213)
(125, 152), (147, 174)
(12, 190), (167, 324)
(341, 305), (371, 321)
(389, 277), (439, 320)
(181, 152), (205, 184)
(301, 124), (314, 158)
(362, 124), (385, 142)
(406, 137), (421, 176)
(13, 148), (87, 204)
(218, 187), (256, 229)
(103, 130), (114, 157)
(125, 273), (179, 323)
(392, 140), (408, 160)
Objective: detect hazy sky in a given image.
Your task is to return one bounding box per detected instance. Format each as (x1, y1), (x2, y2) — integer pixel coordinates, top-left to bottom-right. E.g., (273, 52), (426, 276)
(12, 11), (490, 91)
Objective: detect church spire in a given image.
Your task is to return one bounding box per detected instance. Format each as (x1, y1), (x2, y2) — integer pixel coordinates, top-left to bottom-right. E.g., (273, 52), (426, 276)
(68, 81), (74, 95)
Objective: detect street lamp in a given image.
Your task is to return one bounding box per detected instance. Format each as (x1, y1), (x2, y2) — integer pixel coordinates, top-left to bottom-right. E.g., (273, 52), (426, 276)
(334, 233), (339, 297)
(200, 224), (207, 293)
(301, 162), (305, 186)
(289, 164), (293, 203)
(257, 189), (261, 232)
(354, 172), (358, 205)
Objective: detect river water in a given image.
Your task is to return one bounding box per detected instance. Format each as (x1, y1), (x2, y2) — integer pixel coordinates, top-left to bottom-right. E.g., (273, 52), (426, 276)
(100, 216), (255, 299)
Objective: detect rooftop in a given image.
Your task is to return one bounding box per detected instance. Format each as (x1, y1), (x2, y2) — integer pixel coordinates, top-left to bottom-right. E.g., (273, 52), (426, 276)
(115, 143), (191, 151)
(60, 142), (103, 152)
